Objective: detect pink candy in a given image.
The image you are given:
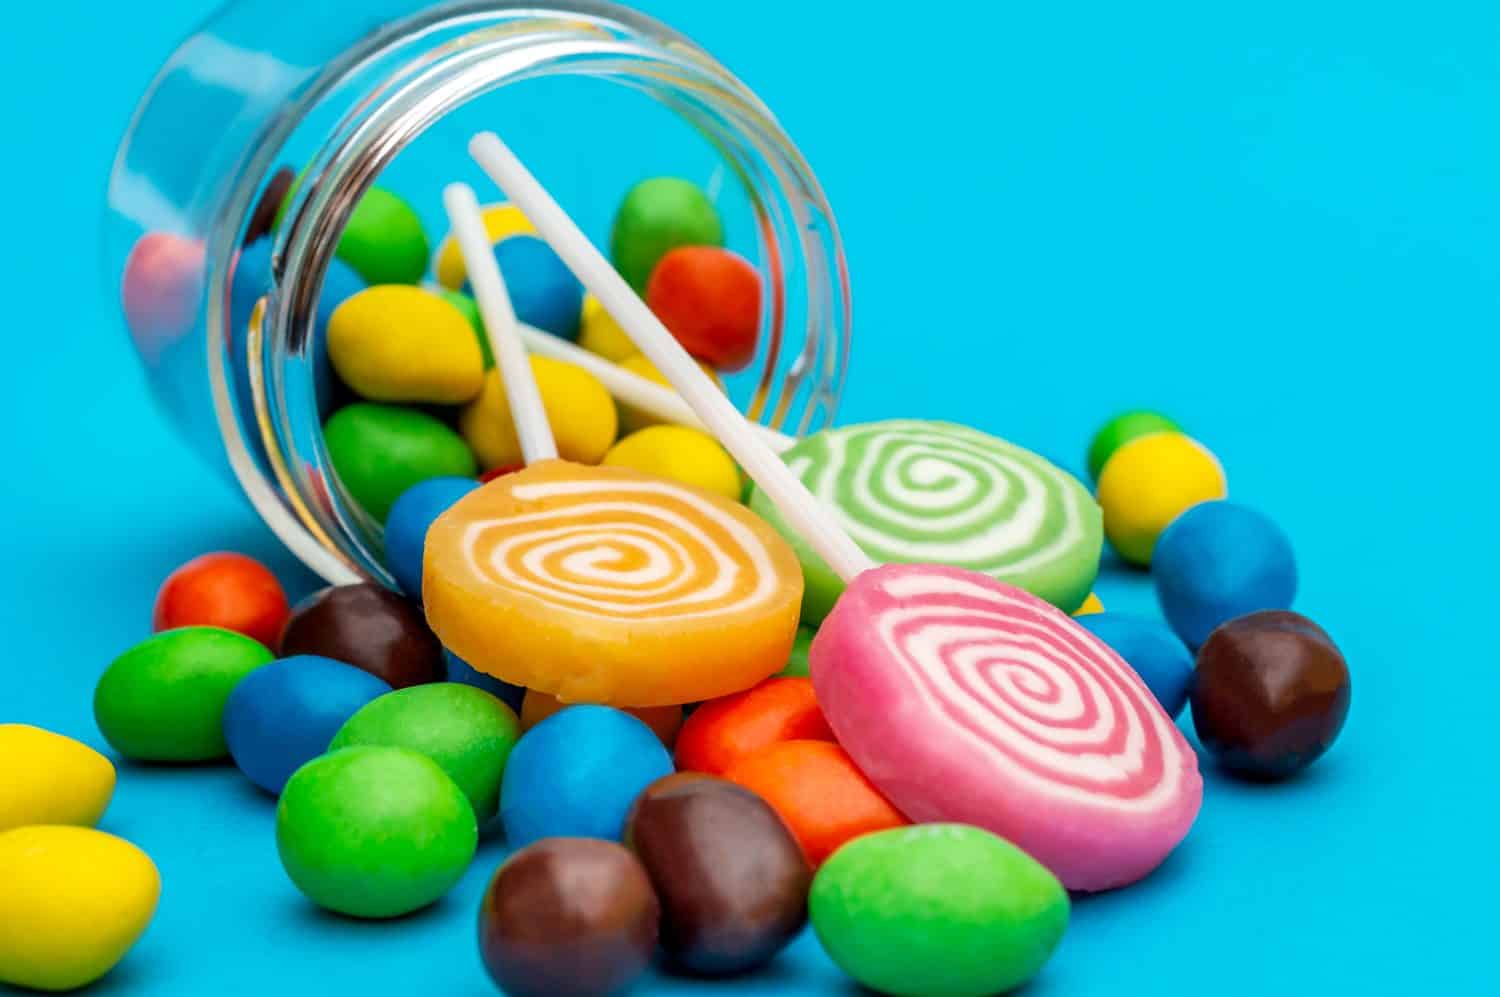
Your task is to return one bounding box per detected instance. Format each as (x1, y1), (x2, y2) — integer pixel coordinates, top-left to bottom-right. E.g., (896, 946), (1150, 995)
(812, 564), (1202, 892)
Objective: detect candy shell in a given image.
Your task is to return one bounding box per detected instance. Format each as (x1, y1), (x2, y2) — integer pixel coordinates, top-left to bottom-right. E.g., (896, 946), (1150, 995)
(603, 425), (742, 502)
(280, 583), (445, 689)
(438, 290), (489, 366)
(152, 551), (290, 650)
(323, 403), (476, 522)
(276, 746), (477, 918)
(674, 677), (833, 777)
(384, 477), (481, 600)
(479, 235), (584, 339)
(327, 285), (485, 404)
(0, 725), (115, 831)
(645, 246), (761, 371)
(1095, 431), (1227, 566)
(1076, 613), (1195, 718)
(331, 186), (429, 286)
(459, 358), (617, 471)
(330, 683), (521, 823)
(94, 627), (274, 762)
(810, 825), (1068, 997)
(777, 626), (815, 678)
(444, 650), (527, 713)
(578, 293), (637, 362)
(610, 178), (724, 291)
(1073, 591), (1105, 616)
(1154, 500), (1297, 649)
(122, 232), (204, 358)
(224, 655), (392, 795)
(0, 827), (160, 992)
(434, 202), (535, 290)
(1087, 410), (1181, 481)
(521, 689), (682, 748)
(499, 706), (673, 847)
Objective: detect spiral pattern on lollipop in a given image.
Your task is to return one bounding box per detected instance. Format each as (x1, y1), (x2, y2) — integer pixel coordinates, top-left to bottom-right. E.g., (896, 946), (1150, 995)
(459, 476), (782, 621)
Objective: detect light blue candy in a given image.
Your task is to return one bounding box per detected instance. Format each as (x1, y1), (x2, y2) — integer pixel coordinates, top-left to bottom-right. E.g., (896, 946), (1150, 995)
(444, 650), (526, 713)
(477, 235), (584, 340)
(1076, 613), (1194, 718)
(499, 705), (673, 848)
(384, 477), (480, 600)
(1153, 500), (1297, 649)
(223, 655), (392, 794)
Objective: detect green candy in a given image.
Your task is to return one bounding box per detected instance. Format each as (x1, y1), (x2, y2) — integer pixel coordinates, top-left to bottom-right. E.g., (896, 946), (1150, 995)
(610, 177), (724, 291)
(323, 403), (476, 522)
(94, 627), (273, 762)
(276, 746), (477, 919)
(329, 683), (520, 823)
(439, 290), (491, 368)
(810, 825), (1069, 997)
(275, 180), (428, 286)
(776, 626), (816, 678)
(1087, 410), (1181, 481)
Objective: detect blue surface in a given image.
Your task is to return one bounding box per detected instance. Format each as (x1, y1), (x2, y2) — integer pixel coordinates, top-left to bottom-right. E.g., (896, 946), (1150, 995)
(0, 1), (1492, 994)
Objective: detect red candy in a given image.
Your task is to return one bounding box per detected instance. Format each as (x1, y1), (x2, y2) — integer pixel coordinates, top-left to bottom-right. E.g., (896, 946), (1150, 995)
(479, 464), (525, 484)
(674, 677), (834, 776)
(153, 553), (290, 651)
(645, 247), (761, 372)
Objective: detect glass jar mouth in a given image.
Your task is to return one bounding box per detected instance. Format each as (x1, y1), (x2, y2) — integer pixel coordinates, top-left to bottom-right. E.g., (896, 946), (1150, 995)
(196, 1), (850, 585)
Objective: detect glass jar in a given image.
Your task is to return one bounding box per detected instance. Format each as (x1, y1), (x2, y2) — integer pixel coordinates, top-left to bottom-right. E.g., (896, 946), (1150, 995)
(107, 0), (851, 587)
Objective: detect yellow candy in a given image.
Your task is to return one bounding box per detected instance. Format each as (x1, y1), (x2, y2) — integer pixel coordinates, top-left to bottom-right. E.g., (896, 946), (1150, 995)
(578, 294), (637, 362)
(0, 826), (160, 991)
(604, 426), (742, 503)
(327, 285), (485, 404)
(433, 203), (536, 290)
(0, 726), (115, 832)
(1073, 592), (1106, 616)
(1096, 431), (1227, 566)
(459, 356), (618, 470)
(616, 352), (724, 435)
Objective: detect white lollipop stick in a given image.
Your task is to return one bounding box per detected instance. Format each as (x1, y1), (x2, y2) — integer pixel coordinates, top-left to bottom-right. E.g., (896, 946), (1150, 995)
(469, 132), (875, 582)
(443, 182), (558, 465)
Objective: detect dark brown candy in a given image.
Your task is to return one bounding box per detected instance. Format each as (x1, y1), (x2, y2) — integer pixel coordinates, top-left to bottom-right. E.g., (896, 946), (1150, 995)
(279, 583), (443, 688)
(478, 838), (659, 997)
(244, 167), (294, 246)
(625, 773), (809, 977)
(1190, 610), (1351, 781)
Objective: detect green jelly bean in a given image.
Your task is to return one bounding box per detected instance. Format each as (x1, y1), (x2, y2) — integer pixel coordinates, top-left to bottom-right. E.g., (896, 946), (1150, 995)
(777, 626), (816, 678)
(274, 179), (428, 287)
(810, 825), (1069, 997)
(439, 290), (491, 368)
(1087, 410), (1181, 481)
(329, 683), (520, 823)
(610, 178), (723, 291)
(323, 403), (476, 523)
(94, 627), (274, 762)
(276, 746), (477, 919)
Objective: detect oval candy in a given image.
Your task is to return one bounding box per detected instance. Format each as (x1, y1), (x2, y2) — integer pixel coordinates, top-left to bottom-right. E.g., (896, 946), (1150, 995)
(0, 725), (115, 831)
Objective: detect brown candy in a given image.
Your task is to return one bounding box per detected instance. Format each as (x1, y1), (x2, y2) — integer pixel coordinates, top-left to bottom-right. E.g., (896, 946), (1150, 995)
(245, 167), (294, 246)
(625, 773), (809, 977)
(478, 838), (659, 997)
(279, 583), (443, 688)
(1191, 610), (1351, 780)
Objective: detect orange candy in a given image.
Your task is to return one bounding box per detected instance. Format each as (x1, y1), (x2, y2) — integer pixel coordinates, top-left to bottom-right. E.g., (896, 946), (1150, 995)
(645, 246), (761, 372)
(674, 677), (834, 776)
(521, 690), (683, 748)
(152, 553), (289, 651)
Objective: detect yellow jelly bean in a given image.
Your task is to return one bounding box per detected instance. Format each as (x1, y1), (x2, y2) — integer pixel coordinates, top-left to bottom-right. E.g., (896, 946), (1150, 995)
(1073, 592), (1105, 617)
(433, 203), (536, 290)
(0, 826), (160, 992)
(578, 294), (637, 362)
(327, 285), (485, 404)
(616, 352), (725, 435)
(459, 356), (618, 469)
(603, 426), (743, 502)
(0, 725), (115, 831)
(1095, 431), (1227, 566)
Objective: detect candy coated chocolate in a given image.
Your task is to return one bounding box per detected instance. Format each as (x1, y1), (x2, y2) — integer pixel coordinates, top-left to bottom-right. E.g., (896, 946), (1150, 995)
(478, 838), (658, 997)
(245, 167), (294, 246)
(279, 584), (443, 689)
(1191, 610), (1350, 780)
(625, 773), (809, 976)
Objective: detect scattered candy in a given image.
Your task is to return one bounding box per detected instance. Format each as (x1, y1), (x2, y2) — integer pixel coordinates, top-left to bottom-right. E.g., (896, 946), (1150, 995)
(1154, 500), (1298, 649)
(434, 201), (534, 290)
(459, 358), (617, 471)
(1191, 610), (1350, 780)
(223, 655), (392, 795)
(1095, 430), (1227, 566)
(1076, 613), (1195, 718)
(723, 740), (907, 868)
(383, 477), (481, 600)
(813, 564), (1202, 891)
(327, 185), (429, 286)
(521, 689), (682, 748)
(645, 246), (761, 371)
(626, 774), (809, 975)
(498, 706), (673, 847)
(578, 293), (637, 362)
(1087, 409), (1181, 481)
(330, 683), (521, 823)
(152, 551), (290, 650)
(1074, 591), (1105, 616)
(482, 235), (585, 339)
(674, 676), (833, 776)
(94, 627), (273, 762)
(444, 650), (527, 712)
(603, 425), (742, 502)
(276, 746), (477, 918)
(610, 177), (724, 291)
(478, 838), (658, 997)
(323, 403), (476, 522)
(121, 232), (204, 358)
(810, 825), (1068, 997)
(777, 625), (815, 678)
(0, 725), (115, 831)
(280, 583), (445, 688)
(750, 420), (1102, 623)
(326, 285), (485, 404)
(614, 352), (724, 435)
(0, 826), (160, 992)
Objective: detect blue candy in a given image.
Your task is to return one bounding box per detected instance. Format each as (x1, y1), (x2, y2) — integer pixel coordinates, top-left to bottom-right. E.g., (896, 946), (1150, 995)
(1153, 500), (1297, 649)
(223, 655), (392, 794)
(478, 235), (584, 340)
(1077, 614), (1194, 718)
(499, 705), (673, 847)
(384, 477), (481, 599)
(444, 650), (526, 713)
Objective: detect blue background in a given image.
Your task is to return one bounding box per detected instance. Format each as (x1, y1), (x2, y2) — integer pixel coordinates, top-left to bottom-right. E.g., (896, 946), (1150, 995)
(1, 1), (1492, 994)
